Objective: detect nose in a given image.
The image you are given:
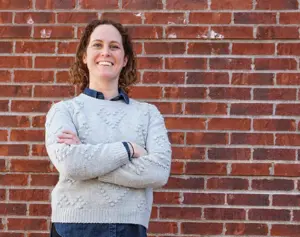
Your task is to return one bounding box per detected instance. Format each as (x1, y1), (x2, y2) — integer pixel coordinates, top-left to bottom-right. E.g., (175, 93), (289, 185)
(101, 45), (111, 57)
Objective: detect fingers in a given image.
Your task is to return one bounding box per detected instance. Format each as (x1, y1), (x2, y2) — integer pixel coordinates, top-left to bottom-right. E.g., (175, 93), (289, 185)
(57, 130), (81, 145)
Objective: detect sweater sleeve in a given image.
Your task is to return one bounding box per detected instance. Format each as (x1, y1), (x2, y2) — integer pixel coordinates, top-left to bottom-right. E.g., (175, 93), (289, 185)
(45, 101), (129, 181)
(97, 104), (172, 189)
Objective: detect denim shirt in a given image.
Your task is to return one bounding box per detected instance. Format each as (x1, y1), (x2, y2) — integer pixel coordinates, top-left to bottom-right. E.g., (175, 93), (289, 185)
(51, 88), (146, 236)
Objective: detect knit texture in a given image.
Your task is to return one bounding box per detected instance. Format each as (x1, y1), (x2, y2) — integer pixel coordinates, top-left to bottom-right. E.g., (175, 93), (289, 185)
(45, 93), (172, 228)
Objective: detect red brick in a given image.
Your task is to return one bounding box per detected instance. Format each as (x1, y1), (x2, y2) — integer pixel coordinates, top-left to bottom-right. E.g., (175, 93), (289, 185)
(165, 117), (205, 130)
(209, 87), (251, 100)
(137, 57), (162, 69)
(254, 119), (295, 131)
(36, 0), (75, 9)
(35, 56), (74, 68)
(234, 13), (276, 24)
(29, 204), (51, 216)
(164, 177), (204, 189)
(181, 223), (222, 235)
(0, 145), (29, 156)
(208, 118), (250, 131)
(205, 208), (246, 220)
(276, 104), (300, 116)
(145, 42), (185, 55)
(252, 179), (294, 191)
(0, 189), (5, 201)
(280, 13), (300, 24)
(101, 13), (142, 24)
(0, 0), (32, 9)
(34, 85), (75, 98)
(254, 88), (296, 100)
(187, 132), (228, 145)
(208, 148), (251, 160)
(57, 42), (76, 54)
(186, 72), (229, 84)
(249, 209), (290, 221)
(145, 12), (184, 24)
(231, 103), (273, 115)
(31, 116), (45, 128)
(171, 161), (184, 174)
(255, 58), (297, 70)
(7, 218), (47, 231)
(227, 194), (269, 206)
(34, 26), (74, 39)
(79, 0), (117, 9)
(190, 12), (231, 24)
(256, 0), (298, 9)
(254, 148), (296, 161)
(56, 71), (69, 83)
(143, 72), (184, 84)
(122, 0), (162, 9)
(15, 12), (54, 23)
(0, 159), (5, 171)
(185, 102), (227, 115)
(207, 178), (249, 190)
(0, 42), (12, 53)
(231, 163), (271, 176)
(129, 86), (162, 99)
(10, 159), (51, 173)
(211, 26), (253, 39)
(274, 164), (300, 177)
(166, 0), (207, 9)
(9, 189), (49, 202)
(0, 100), (8, 111)
(212, 0), (252, 9)
(0, 85), (32, 97)
(32, 144), (48, 156)
(276, 134), (300, 146)
(0, 130), (8, 141)
(166, 26), (208, 39)
(0, 12), (12, 23)
(150, 206), (158, 219)
(57, 12), (97, 23)
(14, 70), (54, 83)
(172, 147), (205, 160)
(168, 132), (184, 144)
(151, 102), (182, 114)
(0, 233), (23, 237)
(166, 58), (206, 69)
(278, 43), (300, 56)
(16, 41), (55, 54)
(10, 130), (44, 142)
(153, 192), (181, 204)
(188, 42), (229, 55)
(186, 162), (227, 175)
(272, 224), (300, 236)
(148, 222), (178, 234)
(0, 70), (11, 82)
(160, 207), (201, 220)
(0, 174), (28, 186)
(231, 133), (273, 145)
(273, 195), (300, 206)
(128, 26), (163, 39)
(226, 223), (268, 235)
(0, 56), (32, 68)
(164, 87), (206, 99)
(0, 204), (26, 215)
(210, 58), (251, 70)
(183, 193), (225, 205)
(0, 26), (31, 38)
(232, 73), (274, 85)
(257, 26), (299, 39)
(232, 43), (275, 55)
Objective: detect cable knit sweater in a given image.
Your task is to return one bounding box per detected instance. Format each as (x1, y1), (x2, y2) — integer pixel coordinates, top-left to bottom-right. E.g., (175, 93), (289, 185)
(45, 93), (172, 228)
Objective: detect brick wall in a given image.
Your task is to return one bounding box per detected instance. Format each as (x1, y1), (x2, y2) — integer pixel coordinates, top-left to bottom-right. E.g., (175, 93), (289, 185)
(1, 0), (300, 236)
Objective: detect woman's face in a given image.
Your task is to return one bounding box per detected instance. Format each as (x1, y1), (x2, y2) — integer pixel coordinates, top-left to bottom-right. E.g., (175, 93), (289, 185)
(83, 24), (128, 84)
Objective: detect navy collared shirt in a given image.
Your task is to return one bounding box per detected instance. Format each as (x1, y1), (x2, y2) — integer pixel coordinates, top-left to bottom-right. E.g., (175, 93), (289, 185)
(83, 87), (130, 104)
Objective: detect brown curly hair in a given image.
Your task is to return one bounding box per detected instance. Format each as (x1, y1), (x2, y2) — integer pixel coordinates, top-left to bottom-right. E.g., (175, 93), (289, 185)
(70, 19), (137, 94)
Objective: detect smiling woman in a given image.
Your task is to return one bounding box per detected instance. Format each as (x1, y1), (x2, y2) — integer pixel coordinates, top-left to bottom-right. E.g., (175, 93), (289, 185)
(45, 19), (172, 237)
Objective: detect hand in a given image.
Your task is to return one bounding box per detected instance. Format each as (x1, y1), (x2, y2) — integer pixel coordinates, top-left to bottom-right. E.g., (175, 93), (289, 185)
(131, 143), (147, 158)
(57, 130), (81, 145)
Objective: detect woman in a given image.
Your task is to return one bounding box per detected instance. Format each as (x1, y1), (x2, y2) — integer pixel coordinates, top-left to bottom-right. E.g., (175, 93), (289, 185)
(45, 19), (172, 237)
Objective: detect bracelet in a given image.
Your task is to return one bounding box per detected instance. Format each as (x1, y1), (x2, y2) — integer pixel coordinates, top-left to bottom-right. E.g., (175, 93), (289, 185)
(128, 142), (134, 159)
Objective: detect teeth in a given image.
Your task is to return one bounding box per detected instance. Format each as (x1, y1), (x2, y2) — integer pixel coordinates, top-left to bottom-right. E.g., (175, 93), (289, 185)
(97, 61), (113, 66)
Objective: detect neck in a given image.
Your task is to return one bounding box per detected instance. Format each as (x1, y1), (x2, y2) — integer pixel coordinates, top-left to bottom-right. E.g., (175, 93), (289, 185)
(89, 78), (119, 100)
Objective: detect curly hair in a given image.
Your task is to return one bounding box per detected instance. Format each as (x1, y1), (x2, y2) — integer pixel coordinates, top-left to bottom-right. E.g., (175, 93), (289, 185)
(69, 19), (137, 94)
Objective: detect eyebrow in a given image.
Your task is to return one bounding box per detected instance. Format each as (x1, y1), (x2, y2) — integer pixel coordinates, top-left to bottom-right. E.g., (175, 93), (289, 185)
(91, 39), (121, 45)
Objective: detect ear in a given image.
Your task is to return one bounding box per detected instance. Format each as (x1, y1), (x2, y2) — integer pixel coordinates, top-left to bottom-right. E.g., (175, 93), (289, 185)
(123, 56), (128, 67)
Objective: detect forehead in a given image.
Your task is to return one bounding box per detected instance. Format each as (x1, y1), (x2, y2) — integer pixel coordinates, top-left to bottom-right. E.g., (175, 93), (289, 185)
(89, 24), (123, 44)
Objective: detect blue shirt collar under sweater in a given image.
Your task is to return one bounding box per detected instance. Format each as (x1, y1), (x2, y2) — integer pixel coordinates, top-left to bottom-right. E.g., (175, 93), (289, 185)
(83, 87), (129, 104)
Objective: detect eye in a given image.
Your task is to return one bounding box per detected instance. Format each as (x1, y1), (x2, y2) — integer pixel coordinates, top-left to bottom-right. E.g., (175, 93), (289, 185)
(110, 45), (119, 49)
(93, 43), (102, 47)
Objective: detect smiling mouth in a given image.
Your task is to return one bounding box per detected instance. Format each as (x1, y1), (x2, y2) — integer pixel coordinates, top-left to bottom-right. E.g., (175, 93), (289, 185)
(97, 61), (114, 66)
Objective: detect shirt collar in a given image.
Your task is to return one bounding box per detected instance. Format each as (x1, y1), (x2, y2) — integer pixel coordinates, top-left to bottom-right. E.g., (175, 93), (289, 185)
(83, 87), (129, 104)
